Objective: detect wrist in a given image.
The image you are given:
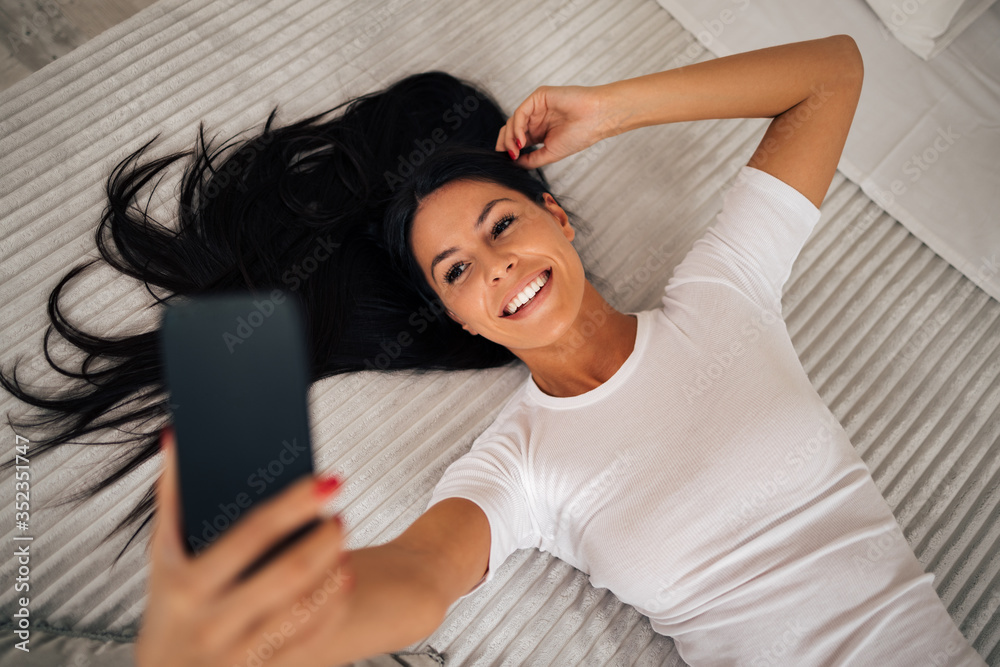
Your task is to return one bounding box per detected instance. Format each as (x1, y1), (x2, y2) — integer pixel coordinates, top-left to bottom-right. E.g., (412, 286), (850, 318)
(592, 82), (633, 140)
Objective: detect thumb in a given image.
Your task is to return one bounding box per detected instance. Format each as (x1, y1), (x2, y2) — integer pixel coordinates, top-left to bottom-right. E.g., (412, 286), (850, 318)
(150, 425), (186, 570)
(515, 145), (556, 170)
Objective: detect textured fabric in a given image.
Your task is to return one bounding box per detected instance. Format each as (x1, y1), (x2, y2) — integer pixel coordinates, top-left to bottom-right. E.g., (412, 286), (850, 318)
(426, 167), (986, 665)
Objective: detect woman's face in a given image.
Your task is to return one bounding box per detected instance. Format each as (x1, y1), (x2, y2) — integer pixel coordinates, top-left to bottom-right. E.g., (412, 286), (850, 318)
(409, 178), (587, 352)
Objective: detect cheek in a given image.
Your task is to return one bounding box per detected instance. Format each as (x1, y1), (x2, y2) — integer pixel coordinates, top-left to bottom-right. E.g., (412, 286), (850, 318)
(456, 290), (496, 327)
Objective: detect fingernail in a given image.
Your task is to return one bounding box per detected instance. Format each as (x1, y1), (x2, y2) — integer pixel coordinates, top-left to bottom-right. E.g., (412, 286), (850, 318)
(333, 514), (344, 530)
(508, 149), (516, 160)
(515, 138), (522, 149)
(314, 474), (342, 498)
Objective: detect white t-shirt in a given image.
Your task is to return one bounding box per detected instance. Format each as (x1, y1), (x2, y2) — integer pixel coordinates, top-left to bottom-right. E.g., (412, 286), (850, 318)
(425, 166), (986, 666)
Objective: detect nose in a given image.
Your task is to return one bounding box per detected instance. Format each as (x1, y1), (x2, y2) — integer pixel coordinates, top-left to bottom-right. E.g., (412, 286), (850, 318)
(488, 251), (515, 283)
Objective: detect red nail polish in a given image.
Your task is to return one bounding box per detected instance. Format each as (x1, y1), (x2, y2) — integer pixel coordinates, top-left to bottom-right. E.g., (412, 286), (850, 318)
(314, 475), (342, 498)
(516, 138), (522, 149)
(508, 149), (516, 160)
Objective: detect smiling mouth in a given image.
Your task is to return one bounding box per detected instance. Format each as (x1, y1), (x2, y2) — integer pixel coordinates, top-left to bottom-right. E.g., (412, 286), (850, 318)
(501, 269), (551, 317)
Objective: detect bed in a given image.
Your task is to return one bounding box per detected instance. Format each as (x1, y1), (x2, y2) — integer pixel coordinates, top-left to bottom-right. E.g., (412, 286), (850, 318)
(0, 0), (997, 665)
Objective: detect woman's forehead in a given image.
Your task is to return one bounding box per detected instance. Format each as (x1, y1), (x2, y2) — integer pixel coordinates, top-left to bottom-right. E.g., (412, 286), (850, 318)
(413, 180), (520, 243)
(419, 178), (517, 215)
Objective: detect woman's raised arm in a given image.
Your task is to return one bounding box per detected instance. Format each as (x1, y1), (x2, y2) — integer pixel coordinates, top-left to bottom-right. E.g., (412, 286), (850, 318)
(500, 35), (864, 209)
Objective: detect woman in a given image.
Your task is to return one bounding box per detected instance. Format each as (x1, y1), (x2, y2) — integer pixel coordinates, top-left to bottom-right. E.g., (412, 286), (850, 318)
(2, 34), (982, 667)
(140, 34), (985, 666)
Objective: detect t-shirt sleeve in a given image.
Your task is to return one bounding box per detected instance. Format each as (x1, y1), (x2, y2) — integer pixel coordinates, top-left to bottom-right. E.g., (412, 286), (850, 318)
(663, 166), (822, 311)
(424, 435), (538, 603)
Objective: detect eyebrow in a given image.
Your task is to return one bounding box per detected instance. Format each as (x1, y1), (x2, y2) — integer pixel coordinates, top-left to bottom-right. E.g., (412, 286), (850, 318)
(429, 197), (513, 282)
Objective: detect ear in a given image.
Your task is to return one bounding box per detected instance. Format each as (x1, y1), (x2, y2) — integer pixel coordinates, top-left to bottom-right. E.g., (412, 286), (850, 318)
(446, 308), (479, 336)
(541, 192), (574, 242)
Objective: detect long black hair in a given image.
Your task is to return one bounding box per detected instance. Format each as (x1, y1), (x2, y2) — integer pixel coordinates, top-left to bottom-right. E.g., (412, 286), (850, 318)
(0, 71), (603, 566)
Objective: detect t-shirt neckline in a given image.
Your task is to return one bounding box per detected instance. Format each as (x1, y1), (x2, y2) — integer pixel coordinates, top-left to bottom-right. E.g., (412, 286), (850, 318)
(525, 309), (650, 409)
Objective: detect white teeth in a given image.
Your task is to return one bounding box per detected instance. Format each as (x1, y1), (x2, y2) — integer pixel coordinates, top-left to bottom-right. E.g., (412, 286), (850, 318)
(504, 270), (550, 316)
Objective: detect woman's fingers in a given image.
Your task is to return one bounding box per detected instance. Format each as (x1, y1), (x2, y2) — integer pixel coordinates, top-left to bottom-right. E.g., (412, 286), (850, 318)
(206, 517), (354, 654)
(137, 425), (213, 667)
(497, 121), (525, 161)
(157, 420), (345, 600)
(150, 425), (188, 574)
(139, 425), (351, 667)
(515, 146), (554, 170)
(496, 84), (609, 170)
(247, 589), (353, 667)
(509, 89), (543, 156)
(191, 471), (343, 594)
(496, 88), (546, 160)
(240, 550), (357, 667)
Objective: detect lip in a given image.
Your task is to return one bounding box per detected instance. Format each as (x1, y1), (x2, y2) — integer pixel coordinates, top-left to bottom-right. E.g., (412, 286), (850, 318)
(499, 267), (551, 318)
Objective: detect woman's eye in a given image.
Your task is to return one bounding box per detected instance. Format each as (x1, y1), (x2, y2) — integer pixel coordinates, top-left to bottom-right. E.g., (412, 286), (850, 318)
(491, 213), (515, 239)
(444, 263), (466, 284)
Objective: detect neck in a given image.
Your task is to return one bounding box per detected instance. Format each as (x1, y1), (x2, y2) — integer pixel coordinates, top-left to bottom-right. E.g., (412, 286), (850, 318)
(513, 281), (638, 398)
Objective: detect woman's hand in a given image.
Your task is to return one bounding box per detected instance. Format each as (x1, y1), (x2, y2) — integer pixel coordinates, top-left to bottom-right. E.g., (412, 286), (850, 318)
(135, 425), (354, 667)
(496, 84), (620, 170)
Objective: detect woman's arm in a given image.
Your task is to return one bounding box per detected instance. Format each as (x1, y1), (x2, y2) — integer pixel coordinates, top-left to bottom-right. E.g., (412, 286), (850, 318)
(135, 429), (488, 667)
(498, 35), (864, 209)
(308, 497), (492, 665)
(601, 35), (862, 134)
(266, 538), (460, 666)
(598, 35), (864, 208)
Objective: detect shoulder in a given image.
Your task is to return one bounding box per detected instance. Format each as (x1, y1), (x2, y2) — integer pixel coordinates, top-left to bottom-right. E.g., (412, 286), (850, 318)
(472, 381), (536, 449)
(661, 165), (823, 313)
(724, 166), (822, 221)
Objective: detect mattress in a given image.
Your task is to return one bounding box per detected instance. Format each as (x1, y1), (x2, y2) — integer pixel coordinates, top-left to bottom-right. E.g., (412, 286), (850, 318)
(0, 0), (997, 665)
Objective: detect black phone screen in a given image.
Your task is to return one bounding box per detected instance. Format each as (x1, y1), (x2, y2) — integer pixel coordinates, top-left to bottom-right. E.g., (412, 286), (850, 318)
(159, 291), (318, 578)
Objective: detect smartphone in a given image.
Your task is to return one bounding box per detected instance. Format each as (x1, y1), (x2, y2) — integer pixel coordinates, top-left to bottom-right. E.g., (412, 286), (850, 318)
(159, 291), (320, 580)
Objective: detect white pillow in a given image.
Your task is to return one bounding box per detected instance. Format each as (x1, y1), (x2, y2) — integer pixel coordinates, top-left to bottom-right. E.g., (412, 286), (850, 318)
(864, 0), (998, 59)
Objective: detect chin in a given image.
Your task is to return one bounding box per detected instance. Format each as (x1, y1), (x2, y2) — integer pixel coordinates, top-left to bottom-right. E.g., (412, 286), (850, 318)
(503, 314), (578, 352)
